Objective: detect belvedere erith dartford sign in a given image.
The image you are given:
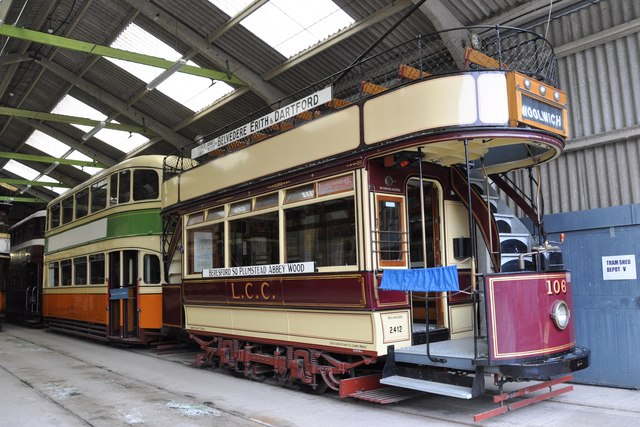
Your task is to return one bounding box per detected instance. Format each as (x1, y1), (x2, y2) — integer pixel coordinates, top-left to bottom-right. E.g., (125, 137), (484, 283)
(191, 86), (333, 159)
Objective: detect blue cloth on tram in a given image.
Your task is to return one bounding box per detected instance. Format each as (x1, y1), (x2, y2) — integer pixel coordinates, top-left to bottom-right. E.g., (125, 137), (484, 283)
(380, 265), (459, 292)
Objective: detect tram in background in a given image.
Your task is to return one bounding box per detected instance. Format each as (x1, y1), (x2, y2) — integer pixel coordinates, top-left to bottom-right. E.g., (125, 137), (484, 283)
(0, 202), (10, 330)
(160, 25), (588, 418)
(42, 156), (166, 344)
(7, 210), (46, 325)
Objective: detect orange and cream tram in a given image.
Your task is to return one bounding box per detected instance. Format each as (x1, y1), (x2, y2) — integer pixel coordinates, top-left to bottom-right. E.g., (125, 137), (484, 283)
(160, 25), (589, 417)
(43, 156), (166, 344)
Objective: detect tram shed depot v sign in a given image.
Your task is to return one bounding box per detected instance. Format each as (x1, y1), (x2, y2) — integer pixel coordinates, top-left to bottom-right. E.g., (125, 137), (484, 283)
(602, 254), (636, 281)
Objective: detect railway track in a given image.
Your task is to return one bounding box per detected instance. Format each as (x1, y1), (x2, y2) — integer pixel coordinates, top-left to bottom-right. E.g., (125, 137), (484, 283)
(2, 325), (638, 426)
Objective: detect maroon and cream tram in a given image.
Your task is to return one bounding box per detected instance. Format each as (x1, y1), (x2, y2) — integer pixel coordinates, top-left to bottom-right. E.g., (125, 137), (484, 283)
(160, 26), (589, 418)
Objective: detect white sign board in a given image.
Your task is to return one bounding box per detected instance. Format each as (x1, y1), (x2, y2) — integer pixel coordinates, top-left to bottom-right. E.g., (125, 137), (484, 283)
(191, 86), (333, 159)
(202, 261), (315, 278)
(602, 254), (637, 280)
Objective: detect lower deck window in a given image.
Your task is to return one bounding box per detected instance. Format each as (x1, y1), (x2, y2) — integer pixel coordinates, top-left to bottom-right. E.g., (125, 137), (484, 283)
(74, 257), (87, 285)
(48, 262), (59, 286)
(285, 197), (356, 267)
(61, 260), (72, 286)
(230, 212), (279, 266)
(188, 223), (224, 273)
(89, 254), (105, 284)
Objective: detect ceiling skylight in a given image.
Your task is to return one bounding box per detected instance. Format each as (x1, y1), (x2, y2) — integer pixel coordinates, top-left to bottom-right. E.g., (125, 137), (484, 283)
(4, 161), (66, 195)
(26, 130), (71, 158)
(67, 150), (103, 176)
(109, 23), (233, 112)
(210, 0), (354, 58)
(4, 160), (40, 181)
(52, 95), (149, 155)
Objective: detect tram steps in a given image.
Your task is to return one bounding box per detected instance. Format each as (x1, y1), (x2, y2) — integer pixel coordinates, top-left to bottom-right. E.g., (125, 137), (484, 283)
(380, 375), (474, 399)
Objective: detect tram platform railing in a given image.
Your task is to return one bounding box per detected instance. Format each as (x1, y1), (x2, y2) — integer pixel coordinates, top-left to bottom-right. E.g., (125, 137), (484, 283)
(163, 25), (559, 180)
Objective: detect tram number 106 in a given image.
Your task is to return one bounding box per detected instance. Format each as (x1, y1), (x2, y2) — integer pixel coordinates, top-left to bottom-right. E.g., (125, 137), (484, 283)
(546, 279), (567, 295)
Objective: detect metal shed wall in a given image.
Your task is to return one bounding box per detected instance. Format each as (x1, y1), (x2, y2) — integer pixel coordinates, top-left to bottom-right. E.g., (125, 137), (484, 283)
(543, 204), (640, 388)
(507, 0), (640, 215)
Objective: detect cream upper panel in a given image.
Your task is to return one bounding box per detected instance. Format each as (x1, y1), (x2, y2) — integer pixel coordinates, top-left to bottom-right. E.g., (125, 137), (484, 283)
(167, 107), (361, 206)
(363, 74), (509, 145)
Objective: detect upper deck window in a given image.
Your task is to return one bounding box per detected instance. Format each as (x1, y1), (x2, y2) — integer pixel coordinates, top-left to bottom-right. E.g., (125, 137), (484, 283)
(118, 170), (131, 204)
(133, 169), (159, 201)
(75, 188), (89, 219)
(61, 196), (74, 225)
(91, 179), (108, 213)
(50, 204), (60, 229)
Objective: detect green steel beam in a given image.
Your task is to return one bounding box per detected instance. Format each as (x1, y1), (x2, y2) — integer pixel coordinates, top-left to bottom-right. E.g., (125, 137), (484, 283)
(0, 196), (47, 203)
(0, 106), (154, 135)
(0, 24), (245, 85)
(0, 177), (71, 188)
(0, 151), (106, 168)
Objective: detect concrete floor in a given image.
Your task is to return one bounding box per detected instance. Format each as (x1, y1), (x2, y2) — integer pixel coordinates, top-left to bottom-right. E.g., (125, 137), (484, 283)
(1, 323), (639, 426)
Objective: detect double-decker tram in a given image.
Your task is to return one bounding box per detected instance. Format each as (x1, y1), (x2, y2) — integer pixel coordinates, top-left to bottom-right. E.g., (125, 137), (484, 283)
(161, 25), (589, 418)
(8, 210), (46, 325)
(43, 156), (166, 344)
(0, 202), (10, 330)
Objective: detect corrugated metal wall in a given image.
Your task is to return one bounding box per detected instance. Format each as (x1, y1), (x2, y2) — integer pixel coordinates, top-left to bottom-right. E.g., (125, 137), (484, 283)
(507, 0), (640, 214)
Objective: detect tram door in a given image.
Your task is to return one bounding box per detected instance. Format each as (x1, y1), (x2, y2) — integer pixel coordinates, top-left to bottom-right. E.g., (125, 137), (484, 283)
(108, 250), (139, 339)
(406, 179), (445, 333)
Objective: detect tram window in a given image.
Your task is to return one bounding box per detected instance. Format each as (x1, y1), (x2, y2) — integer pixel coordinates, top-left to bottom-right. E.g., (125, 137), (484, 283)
(254, 193), (278, 210)
(91, 179), (107, 213)
(377, 196), (406, 266)
(230, 212), (279, 266)
(89, 254), (105, 284)
(143, 254), (161, 284)
(118, 170), (131, 204)
(285, 197), (356, 267)
(61, 260), (72, 286)
(207, 207), (225, 221)
(110, 174), (118, 206)
(133, 169), (159, 201)
(50, 204), (60, 229)
(318, 175), (354, 196)
(75, 188), (89, 219)
(187, 212), (204, 226)
(285, 184), (315, 203)
(74, 257), (88, 285)
(188, 223), (224, 273)
(230, 200), (251, 216)
(48, 262), (59, 287)
(61, 196), (73, 224)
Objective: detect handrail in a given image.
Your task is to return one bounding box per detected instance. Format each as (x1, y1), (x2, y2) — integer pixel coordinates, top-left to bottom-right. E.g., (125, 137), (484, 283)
(164, 25), (559, 179)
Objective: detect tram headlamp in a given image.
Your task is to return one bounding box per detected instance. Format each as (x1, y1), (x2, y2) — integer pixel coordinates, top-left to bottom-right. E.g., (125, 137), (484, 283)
(551, 300), (570, 330)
